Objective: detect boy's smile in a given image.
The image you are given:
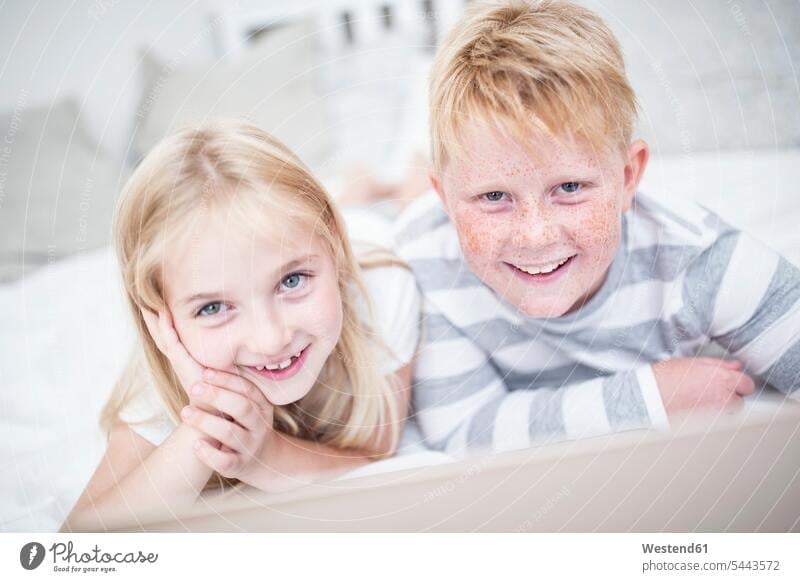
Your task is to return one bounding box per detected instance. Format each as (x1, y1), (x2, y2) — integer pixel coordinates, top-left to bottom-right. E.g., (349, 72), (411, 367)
(433, 123), (647, 318)
(507, 254), (576, 283)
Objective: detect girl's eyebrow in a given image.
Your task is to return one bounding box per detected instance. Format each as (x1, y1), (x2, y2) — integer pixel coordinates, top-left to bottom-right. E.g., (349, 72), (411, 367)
(180, 254), (320, 306)
(181, 291), (221, 307)
(274, 254), (319, 279)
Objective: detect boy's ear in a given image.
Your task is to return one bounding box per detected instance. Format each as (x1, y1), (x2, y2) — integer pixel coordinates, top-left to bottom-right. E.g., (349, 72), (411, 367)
(622, 139), (649, 212)
(429, 171), (449, 214)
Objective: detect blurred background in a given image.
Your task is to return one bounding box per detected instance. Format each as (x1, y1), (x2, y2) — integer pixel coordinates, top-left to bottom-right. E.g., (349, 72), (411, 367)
(1, 0), (799, 279)
(1, 0), (799, 531)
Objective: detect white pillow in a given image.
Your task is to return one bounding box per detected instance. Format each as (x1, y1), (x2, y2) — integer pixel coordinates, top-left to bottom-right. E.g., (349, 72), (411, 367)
(596, 0), (800, 154)
(0, 99), (124, 282)
(132, 20), (332, 174)
(640, 149), (800, 267)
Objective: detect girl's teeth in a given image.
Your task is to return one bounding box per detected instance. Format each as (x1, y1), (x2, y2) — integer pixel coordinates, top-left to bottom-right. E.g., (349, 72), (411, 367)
(516, 257), (570, 275)
(266, 358), (293, 371)
(254, 349), (303, 372)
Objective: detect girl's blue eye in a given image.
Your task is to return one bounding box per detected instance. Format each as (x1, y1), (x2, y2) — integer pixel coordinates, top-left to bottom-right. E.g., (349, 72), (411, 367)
(281, 273), (307, 290)
(560, 182), (582, 194)
(483, 191), (507, 202)
(197, 302), (227, 317)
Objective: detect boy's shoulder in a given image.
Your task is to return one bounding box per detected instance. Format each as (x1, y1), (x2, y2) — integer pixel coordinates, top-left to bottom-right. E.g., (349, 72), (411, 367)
(393, 190), (462, 261)
(627, 191), (733, 254)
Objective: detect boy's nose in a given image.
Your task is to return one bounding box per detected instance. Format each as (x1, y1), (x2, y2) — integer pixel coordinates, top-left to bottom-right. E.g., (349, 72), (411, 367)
(511, 203), (561, 248)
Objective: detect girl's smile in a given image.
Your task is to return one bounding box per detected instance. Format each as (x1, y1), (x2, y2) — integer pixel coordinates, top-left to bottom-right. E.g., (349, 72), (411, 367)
(242, 343), (311, 381)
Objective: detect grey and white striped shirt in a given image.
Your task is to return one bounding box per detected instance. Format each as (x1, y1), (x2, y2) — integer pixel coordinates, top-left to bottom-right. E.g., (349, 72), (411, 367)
(394, 191), (800, 458)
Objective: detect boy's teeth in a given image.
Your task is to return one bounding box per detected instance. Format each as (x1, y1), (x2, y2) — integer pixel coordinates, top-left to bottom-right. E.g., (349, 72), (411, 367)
(516, 257), (570, 275)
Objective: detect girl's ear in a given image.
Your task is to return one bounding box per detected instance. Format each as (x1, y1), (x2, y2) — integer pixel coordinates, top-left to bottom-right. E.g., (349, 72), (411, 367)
(622, 140), (649, 212)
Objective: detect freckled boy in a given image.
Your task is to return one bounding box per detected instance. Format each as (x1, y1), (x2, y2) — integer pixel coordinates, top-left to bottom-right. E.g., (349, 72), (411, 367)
(394, 0), (800, 456)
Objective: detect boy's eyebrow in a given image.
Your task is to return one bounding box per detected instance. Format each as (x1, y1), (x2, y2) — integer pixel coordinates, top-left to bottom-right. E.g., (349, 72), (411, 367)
(455, 177), (508, 193)
(548, 169), (601, 182)
(180, 254), (321, 306)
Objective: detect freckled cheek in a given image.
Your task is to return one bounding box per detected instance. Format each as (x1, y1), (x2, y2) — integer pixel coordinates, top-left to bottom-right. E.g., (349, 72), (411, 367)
(454, 211), (505, 263)
(573, 201), (623, 261)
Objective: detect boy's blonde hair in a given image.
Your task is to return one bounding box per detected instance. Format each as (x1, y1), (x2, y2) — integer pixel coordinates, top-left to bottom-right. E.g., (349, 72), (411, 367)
(430, 0), (637, 173)
(104, 120), (402, 489)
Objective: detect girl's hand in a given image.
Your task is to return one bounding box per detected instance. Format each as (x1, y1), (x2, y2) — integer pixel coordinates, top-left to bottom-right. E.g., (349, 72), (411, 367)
(140, 308), (205, 395)
(180, 369), (276, 480)
(141, 307), (234, 453)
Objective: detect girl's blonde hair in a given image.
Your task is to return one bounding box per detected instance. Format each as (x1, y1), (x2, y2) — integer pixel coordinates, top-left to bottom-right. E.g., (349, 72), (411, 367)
(103, 119), (402, 489)
(430, 0), (637, 173)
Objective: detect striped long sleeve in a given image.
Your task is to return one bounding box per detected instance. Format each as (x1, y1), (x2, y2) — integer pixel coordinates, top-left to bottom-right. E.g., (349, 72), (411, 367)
(397, 191), (800, 458)
(413, 297), (669, 457)
(697, 230), (800, 398)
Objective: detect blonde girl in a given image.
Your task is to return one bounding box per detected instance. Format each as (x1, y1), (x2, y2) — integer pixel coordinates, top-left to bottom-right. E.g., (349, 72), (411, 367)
(63, 120), (419, 531)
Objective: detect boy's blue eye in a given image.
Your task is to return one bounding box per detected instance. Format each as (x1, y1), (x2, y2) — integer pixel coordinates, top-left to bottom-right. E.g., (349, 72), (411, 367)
(281, 273), (307, 290)
(560, 182), (582, 194)
(483, 191), (507, 202)
(197, 302), (228, 317)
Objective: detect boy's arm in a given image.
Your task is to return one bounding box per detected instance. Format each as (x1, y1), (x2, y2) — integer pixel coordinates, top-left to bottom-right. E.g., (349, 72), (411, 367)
(702, 231), (800, 399)
(412, 301), (668, 458)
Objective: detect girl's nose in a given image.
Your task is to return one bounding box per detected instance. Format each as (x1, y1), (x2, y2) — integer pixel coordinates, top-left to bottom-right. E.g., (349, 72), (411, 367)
(244, 309), (294, 358)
